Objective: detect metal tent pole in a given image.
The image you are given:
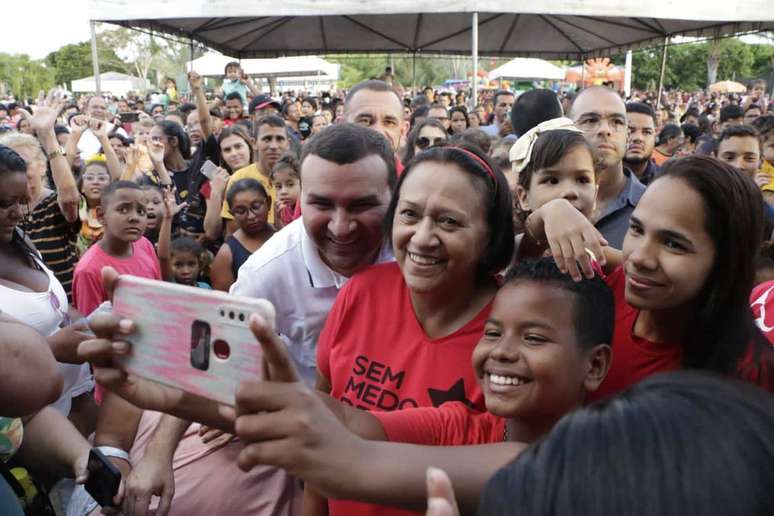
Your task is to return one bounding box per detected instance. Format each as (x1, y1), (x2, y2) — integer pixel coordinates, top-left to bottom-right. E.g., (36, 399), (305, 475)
(90, 20), (101, 95)
(656, 36), (670, 110)
(472, 12), (478, 109)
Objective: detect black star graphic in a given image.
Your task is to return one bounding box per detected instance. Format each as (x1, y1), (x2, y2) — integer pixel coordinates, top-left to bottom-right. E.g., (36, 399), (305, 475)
(427, 378), (475, 408)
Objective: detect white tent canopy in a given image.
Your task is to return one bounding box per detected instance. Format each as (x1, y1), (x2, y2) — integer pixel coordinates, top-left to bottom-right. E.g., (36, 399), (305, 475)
(488, 58), (565, 81)
(71, 72), (148, 96)
(188, 53), (340, 80)
(88, 0), (773, 59)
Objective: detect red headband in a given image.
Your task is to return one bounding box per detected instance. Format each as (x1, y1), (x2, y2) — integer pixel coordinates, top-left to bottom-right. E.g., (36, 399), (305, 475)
(453, 146), (498, 194)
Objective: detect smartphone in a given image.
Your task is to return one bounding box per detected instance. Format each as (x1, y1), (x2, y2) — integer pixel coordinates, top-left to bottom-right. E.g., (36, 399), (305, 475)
(85, 449), (121, 508)
(113, 275), (275, 405)
(199, 159), (218, 180)
(119, 111), (140, 124)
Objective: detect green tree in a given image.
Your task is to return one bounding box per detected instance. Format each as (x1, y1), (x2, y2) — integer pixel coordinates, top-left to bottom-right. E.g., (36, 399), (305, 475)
(0, 53), (56, 100)
(45, 42), (123, 90)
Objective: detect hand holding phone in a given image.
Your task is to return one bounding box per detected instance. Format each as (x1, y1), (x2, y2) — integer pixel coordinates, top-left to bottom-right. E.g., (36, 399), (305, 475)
(84, 449), (121, 508)
(199, 159), (218, 180)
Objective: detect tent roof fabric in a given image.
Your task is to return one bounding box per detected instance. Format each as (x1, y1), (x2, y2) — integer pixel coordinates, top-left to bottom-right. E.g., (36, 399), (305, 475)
(188, 53), (340, 78)
(488, 58), (565, 81)
(89, 1), (773, 59)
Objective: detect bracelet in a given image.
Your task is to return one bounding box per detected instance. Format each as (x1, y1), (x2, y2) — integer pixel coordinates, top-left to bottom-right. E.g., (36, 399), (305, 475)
(96, 446), (131, 464)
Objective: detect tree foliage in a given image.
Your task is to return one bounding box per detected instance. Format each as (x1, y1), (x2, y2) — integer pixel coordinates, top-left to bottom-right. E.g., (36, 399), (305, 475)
(45, 42), (124, 90)
(0, 53), (56, 101)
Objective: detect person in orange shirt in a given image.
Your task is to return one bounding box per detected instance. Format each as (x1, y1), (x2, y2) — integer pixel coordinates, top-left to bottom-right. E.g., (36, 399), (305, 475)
(651, 123), (684, 166)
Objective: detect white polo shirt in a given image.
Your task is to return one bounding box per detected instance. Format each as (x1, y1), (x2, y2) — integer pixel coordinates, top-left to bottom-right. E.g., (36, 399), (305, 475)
(230, 218), (394, 385)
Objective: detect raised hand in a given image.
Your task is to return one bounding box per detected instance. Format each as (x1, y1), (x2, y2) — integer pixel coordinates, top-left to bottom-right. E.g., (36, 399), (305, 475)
(70, 114), (89, 133)
(187, 70), (203, 90)
(19, 89), (66, 134)
(89, 117), (108, 139)
(148, 140), (165, 164)
(162, 188), (187, 219)
(211, 168), (230, 196)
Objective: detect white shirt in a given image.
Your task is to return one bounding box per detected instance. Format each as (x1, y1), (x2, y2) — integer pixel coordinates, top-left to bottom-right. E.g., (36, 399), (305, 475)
(230, 218), (394, 385)
(77, 123), (128, 160)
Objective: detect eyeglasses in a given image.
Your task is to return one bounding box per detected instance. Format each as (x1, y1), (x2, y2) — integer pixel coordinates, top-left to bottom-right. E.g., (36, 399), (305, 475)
(82, 174), (111, 182)
(416, 136), (446, 150)
(576, 115), (628, 133)
(230, 201), (266, 217)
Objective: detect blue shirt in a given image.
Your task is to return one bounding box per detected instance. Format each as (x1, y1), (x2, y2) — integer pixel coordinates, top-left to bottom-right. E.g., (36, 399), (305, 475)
(595, 169), (646, 249)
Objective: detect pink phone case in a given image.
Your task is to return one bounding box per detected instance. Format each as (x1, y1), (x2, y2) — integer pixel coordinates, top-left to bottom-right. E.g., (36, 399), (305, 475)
(113, 275), (275, 406)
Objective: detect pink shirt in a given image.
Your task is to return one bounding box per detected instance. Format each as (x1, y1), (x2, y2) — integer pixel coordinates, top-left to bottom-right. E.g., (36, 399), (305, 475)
(72, 236), (161, 315)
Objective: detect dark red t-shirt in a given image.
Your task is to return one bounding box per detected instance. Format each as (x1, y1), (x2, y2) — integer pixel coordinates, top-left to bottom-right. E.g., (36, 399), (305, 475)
(317, 262), (487, 516)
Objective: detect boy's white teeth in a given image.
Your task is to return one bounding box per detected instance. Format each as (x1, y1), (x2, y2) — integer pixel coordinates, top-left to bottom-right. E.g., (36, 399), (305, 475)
(489, 374), (526, 386)
(409, 252), (441, 265)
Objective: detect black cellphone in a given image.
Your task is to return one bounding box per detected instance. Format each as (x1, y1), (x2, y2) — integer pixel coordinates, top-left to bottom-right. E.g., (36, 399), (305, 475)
(119, 111), (140, 124)
(84, 449), (122, 507)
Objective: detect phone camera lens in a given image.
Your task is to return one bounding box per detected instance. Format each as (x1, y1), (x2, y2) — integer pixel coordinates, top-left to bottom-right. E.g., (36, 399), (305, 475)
(219, 309), (225, 317)
(228, 311), (235, 319)
(238, 313), (245, 322)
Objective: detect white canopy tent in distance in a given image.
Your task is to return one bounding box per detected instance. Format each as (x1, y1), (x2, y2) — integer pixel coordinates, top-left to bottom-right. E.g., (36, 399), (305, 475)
(87, 0), (774, 105)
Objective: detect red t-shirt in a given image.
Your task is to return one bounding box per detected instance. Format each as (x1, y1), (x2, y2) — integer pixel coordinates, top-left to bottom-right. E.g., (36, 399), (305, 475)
(72, 236), (161, 316)
(317, 262), (488, 516)
(751, 281), (774, 345)
(589, 267), (683, 402)
(374, 401), (504, 446)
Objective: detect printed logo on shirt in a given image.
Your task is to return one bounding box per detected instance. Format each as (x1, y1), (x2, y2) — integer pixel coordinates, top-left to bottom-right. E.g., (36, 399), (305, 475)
(339, 355), (474, 411)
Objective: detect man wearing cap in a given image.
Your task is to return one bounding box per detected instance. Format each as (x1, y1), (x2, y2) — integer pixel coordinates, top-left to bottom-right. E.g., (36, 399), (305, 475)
(249, 94), (281, 122)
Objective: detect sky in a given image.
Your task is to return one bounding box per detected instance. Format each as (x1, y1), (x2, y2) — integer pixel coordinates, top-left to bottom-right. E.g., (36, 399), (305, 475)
(6, 0), (93, 59)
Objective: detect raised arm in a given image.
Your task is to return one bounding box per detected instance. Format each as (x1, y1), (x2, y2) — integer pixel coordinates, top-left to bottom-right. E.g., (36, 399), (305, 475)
(65, 114), (87, 169)
(203, 168), (229, 241)
(23, 89), (79, 223)
(90, 118), (123, 180)
(148, 139), (173, 187)
(188, 71), (211, 141)
(158, 189), (187, 282)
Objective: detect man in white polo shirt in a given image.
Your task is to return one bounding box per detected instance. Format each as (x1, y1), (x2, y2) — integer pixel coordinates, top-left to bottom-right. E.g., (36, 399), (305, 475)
(230, 122), (396, 384)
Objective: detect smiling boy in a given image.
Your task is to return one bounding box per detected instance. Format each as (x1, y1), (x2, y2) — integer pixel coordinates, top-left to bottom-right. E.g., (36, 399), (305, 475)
(72, 181), (161, 317)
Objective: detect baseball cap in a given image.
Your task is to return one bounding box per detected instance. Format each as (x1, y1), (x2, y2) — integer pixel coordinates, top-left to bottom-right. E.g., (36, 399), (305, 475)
(249, 94), (281, 114)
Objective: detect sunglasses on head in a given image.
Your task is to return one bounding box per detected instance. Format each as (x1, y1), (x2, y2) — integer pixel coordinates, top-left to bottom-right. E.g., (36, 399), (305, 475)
(416, 136), (446, 150)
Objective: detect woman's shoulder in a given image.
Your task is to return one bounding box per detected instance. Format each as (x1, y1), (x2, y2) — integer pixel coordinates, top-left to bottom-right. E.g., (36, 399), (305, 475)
(349, 261), (401, 284)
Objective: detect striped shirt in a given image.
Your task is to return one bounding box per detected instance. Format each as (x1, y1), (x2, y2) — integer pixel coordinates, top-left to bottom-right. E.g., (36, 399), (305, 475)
(20, 192), (80, 301)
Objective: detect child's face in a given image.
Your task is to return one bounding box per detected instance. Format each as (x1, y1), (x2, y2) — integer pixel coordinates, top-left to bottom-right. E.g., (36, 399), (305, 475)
(98, 188), (148, 243)
(271, 168), (301, 206)
(143, 189), (164, 231)
(230, 189), (269, 235)
(752, 84), (766, 99)
(472, 281), (604, 422)
(171, 251), (200, 285)
(716, 136), (761, 178)
(226, 66), (241, 81)
(763, 135), (774, 164)
(517, 145), (597, 219)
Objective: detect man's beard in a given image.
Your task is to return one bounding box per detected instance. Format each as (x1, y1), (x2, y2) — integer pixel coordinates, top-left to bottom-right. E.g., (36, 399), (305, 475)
(623, 155), (649, 166)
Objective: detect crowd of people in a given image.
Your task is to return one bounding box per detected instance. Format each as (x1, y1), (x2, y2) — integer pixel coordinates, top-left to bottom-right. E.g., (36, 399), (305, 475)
(1, 59), (774, 516)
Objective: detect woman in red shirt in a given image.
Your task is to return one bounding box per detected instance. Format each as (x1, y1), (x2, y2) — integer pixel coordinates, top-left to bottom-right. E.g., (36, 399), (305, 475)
(313, 143), (513, 516)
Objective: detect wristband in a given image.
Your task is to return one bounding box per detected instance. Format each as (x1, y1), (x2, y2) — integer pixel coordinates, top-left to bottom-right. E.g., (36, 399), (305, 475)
(96, 446), (131, 464)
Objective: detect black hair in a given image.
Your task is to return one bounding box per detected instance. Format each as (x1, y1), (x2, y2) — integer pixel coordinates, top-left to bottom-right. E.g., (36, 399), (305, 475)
(301, 123), (397, 190)
(224, 61), (241, 74)
(302, 97), (318, 111)
(716, 124), (760, 150)
(270, 154), (300, 182)
(625, 102), (656, 124)
(0, 144), (41, 269)
(156, 120), (191, 160)
(505, 258), (614, 349)
(177, 103), (196, 118)
(517, 130), (595, 194)
(680, 123), (701, 145)
(402, 118), (448, 163)
(656, 123), (683, 146)
(451, 128), (493, 155)
(225, 92), (243, 103)
(654, 156), (773, 382)
(255, 114), (287, 134)
(448, 106), (470, 133)
(510, 89), (563, 137)
(698, 114), (714, 136)
(225, 178), (268, 208)
(410, 105), (430, 128)
(344, 80), (402, 110)
(720, 104), (745, 124)
(479, 371), (774, 516)
(54, 125), (70, 137)
(150, 103), (164, 114)
(170, 236), (203, 259)
(752, 114), (774, 141)
(107, 131), (130, 147)
(385, 143), (514, 277)
(493, 89), (515, 106)
(680, 107), (700, 124)
(745, 104), (763, 115)
(100, 180), (143, 207)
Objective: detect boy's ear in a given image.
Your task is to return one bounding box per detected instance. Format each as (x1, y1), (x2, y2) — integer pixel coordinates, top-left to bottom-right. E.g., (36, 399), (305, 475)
(583, 343), (612, 393)
(514, 184), (530, 212)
